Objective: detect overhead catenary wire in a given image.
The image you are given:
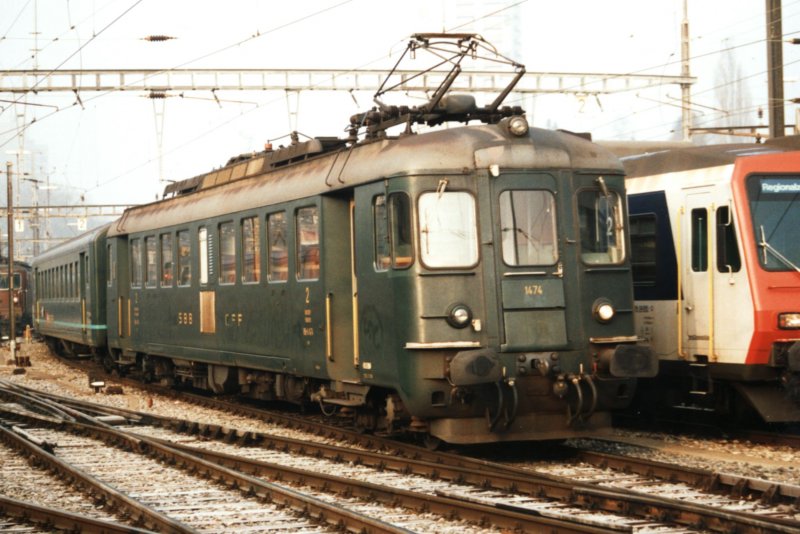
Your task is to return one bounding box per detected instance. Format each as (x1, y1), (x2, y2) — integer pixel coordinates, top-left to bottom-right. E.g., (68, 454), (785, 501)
(581, 3), (800, 139)
(0, 0), (124, 72)
(0, 0), (33, 45)
(84, 0), (529, 194)
(0, 0), (145, 116)
(65, 1), (800, 193)
(610, 52), (800, 141)
(0, 0), (356, 151)
(1, 1), (797, 196)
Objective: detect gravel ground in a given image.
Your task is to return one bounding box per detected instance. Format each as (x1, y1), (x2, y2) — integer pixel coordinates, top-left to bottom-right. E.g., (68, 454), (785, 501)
(4, 340), (800, 487)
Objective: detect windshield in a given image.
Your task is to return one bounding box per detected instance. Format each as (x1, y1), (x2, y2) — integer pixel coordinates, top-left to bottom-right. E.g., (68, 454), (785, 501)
(418, 191), (479, 268)
(0, 273), (21, 290)
(578, 188), (625, 264)
(499, 190), (557, 265)
(746, 175), (800, 271)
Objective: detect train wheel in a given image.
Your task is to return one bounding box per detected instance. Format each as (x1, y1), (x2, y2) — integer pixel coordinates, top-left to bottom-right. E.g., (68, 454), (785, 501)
(354, 407), (377, 433)
(44, 337), (59, 356)
(421, 434), (442, 451)
(102, 351), (117, 374)
(58, 340), (75, 358)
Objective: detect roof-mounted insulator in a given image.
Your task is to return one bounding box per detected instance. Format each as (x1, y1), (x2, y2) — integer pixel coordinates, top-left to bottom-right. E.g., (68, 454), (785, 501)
(142, 35), (176, 42)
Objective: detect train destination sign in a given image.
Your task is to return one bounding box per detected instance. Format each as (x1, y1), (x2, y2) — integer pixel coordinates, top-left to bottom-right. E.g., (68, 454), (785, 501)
(760, 178), (800, 194)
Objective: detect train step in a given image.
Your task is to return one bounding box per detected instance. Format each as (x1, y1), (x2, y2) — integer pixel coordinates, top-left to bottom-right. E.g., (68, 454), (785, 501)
(688, 361), (713, 396)
(671, 404), (714, 412)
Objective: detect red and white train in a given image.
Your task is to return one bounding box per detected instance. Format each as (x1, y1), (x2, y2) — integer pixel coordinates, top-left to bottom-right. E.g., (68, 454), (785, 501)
(621, 137), (800, 423)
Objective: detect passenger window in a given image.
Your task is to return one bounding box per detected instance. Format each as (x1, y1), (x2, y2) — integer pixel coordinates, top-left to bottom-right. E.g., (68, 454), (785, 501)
(629, 213), (657, 285)
(716, 206), (741, 273)
(389, 193), (414, 268)
(130, 238), (143, 287)
(145, 236), (157, 288)
(84, 255), (90, 294)
(242, 216), (261, 283)
(296, 207), (320, 281)
(178, 230), (192, 286)
(691, 208), (708, 272)
(499, 190), (557, 266)
(107, 244), (115, 287)
(219, 222), (236, 285)
(199, 227), (209, 285)
(418, 191), (478, 268)
(268, 212), (288, 282)
(374, 195), (390, 271)
(161, 234), (174, 287)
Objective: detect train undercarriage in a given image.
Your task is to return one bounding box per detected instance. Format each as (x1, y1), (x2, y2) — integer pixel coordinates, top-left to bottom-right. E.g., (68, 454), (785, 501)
(42, 336), (637, 445)
(630, 351), (800, 427)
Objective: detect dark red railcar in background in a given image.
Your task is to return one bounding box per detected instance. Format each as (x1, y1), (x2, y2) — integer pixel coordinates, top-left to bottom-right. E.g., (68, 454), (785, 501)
(0, 260), (32, 340)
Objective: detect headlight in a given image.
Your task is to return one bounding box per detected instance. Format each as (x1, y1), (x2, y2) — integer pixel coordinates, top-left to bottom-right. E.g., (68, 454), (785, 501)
(593, 299), (615, 323)
(779, 313), (800, 329)
(507, 115), (529, 137)
(12, 296), (18, 304)
(447, 304), (472, 328)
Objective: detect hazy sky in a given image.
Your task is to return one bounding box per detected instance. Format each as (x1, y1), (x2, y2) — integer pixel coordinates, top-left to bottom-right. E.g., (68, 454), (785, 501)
(1, 0), (798, 213)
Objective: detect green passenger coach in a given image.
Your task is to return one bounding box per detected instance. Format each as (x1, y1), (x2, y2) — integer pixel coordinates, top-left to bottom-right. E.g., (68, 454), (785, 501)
(33, 223), (109, 354)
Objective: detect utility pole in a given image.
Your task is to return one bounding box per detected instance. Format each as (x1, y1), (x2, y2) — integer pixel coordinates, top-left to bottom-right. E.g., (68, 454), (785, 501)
(680, 0), (692, 140)
(766, 0), (785, 138)
(5, 161), (17, 365)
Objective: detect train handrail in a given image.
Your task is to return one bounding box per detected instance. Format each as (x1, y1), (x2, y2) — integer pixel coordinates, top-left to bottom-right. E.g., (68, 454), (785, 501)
(708, 203), (716, 362)
(677, 206), (686, 359)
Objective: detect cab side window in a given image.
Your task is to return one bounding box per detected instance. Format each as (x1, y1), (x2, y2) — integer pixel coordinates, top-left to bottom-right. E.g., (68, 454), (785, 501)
(242, 216), (261, 283)
(177, 230), (192, 286)
(130, 238), (143, 287)
(296, 207), (320, 281)
(219, 222), (236, 285)
(267, 212), (288, 282)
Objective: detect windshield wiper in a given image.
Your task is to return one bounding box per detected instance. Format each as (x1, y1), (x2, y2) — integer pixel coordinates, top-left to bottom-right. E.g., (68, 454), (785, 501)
(759, 225), (800, 272)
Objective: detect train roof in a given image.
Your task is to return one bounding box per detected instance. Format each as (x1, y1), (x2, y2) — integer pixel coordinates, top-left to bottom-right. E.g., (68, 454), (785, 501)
(109, 123), (622, 237)
(0, 259), (32, 271)
(619, 135), (800, 178)
(31, 223), (111, 267)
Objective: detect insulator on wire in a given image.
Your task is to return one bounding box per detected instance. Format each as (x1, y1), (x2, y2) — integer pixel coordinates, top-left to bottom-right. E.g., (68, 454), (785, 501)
(142, 35), (176, 42)
(148, 91), (167, 99)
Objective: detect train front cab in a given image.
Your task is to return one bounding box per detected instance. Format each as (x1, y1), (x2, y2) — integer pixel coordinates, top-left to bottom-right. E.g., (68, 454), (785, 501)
(352, 163), (655, 444)
(734, 153), (800, 421)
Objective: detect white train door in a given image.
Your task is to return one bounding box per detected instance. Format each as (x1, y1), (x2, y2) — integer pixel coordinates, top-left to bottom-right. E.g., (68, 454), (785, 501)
(681, 190), (714, 361)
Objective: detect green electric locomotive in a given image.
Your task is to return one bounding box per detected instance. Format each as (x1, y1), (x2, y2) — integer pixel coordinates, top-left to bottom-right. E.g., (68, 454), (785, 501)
(32, 35), (655, 444)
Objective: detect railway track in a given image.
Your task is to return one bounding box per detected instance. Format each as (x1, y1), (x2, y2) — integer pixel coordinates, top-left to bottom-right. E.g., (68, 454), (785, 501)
(0, 494), (152, 534)
(3, 378), (800, 533)
(613, 412), (800, 450)
(0, 409), (414, 533)
(0, 409), (622, 533)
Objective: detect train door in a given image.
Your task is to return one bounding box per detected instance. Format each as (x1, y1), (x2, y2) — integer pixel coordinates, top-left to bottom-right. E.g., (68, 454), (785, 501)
(681, 190), (713, 361)
(353, 181), (398, 383)
(320, 193), (358, 383)
(490, 172), (567, 350)
(79, 252), (87, 340)
(106, 237), (132, 352)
